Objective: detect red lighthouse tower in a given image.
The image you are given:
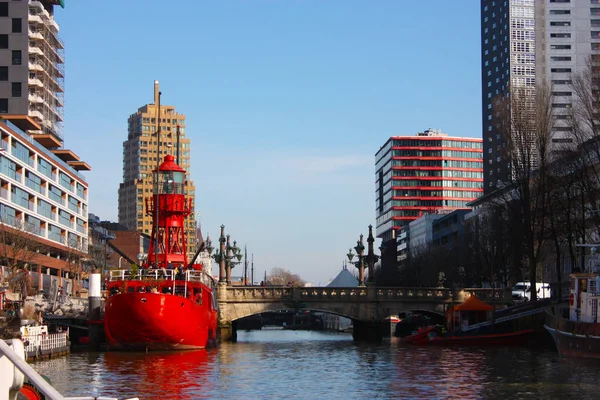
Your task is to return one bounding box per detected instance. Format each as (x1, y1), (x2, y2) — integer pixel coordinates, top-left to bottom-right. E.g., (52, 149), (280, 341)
(145, 154), (193, 269)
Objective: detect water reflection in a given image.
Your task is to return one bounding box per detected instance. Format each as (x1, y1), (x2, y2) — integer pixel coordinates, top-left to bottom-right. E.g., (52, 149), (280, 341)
(29, 331), (600, 400)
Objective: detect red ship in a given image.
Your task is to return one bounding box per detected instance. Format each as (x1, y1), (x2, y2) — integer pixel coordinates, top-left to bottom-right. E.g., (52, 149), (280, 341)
(104, 148), (218, 351)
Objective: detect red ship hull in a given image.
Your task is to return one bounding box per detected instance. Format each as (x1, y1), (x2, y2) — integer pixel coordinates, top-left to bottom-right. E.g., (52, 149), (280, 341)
(104, 289), (217, 351)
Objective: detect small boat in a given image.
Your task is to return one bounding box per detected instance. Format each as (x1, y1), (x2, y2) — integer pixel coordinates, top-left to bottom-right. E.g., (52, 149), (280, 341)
(401, 295), (535, 345)
(544, 267), (600, 359)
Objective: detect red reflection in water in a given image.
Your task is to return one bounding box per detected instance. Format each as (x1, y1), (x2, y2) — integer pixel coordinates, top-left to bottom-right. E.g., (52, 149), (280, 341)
(103, 350), (216, 399)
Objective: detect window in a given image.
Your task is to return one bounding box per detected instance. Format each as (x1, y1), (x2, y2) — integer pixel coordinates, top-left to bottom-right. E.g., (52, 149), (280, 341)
(550, 21), (571, 26)
(551, 33), (571, 38)
(11, 50), (21, 65)
(551, 68), (572, 72)
(552, 91), (572, 96)
(37, 158), (53, 180)
(550, 10), (570, 14)
(11, 82), (21, 97)
(0, 3), (7, 17)
(592, 19), (600, 27)
(550, 0), (570, 2)
(0, 34), (7, 49)
(0, 66), (7, 81)
(0, 99), (6, 114)
(551, 56), (572, 61)
(59, 172), (71, 191)
(592, 8), (600, 16)
(11, 18), (21, 33)
(551, 44), (571, 49)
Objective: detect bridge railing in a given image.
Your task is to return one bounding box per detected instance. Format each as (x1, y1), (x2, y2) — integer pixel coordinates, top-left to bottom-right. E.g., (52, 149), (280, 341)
(225, 286), (512, 304)
(374, 287), (454, 301)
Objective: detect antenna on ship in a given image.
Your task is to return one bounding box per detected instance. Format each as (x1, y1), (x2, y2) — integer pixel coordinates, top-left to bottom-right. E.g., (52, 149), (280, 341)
(153, 80), (161, 268)
(251, 253), (254, 286)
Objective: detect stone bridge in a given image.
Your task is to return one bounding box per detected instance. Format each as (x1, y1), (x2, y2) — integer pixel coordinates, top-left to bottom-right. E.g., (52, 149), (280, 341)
(216, 284), (512, 341)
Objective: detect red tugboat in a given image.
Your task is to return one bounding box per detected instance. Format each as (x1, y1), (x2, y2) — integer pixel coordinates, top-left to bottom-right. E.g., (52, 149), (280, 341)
(104, 154), (218, 351)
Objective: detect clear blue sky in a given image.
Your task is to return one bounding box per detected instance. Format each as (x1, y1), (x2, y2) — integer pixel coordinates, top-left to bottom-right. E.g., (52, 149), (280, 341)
(56, 1), (482, 285)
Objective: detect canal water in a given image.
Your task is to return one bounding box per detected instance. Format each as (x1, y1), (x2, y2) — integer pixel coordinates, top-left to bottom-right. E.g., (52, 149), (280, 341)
(30, 330), (600, 400)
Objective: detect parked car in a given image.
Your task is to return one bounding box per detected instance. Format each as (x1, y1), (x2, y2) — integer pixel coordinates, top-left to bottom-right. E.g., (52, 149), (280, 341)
(512, 282), (551, 301)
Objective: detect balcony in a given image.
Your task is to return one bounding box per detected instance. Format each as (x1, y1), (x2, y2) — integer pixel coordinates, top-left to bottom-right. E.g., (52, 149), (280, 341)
(47, 18), (59, 33)
(28, 30), (43, 40)
(28, 94), (44, 104)
(28, 77), (43, 87)
(28, 62), (44, 72)
(28, 110), (44, 121)
(28, 15), (43, 24)
(28, 45), (44, 56)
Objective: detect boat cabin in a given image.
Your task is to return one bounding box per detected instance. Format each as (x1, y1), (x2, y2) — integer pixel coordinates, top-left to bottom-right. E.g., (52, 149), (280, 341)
(446, 295), (494, 332)
(569, 272), (600, 323)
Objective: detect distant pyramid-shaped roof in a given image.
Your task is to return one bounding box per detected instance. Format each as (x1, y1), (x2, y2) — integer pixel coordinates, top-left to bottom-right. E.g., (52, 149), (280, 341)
(327, 268), (359, 287)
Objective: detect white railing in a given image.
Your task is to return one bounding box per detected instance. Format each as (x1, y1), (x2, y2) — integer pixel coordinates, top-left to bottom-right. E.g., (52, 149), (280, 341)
(22, 332), (68, 355)
(0, 339), (139, 400)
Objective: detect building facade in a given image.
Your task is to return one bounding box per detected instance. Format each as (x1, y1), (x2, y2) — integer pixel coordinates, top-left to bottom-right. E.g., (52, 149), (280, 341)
(0, 116), (88, 294)
(481, 0), (600, 193)
(375, 129), (484, 244)
(0, 1), (90, 295)
(0, 0), (65, 142)
(118, 81), (197, 256)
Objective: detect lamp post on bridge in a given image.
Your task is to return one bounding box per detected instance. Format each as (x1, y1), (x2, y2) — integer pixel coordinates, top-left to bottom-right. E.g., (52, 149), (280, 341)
(365, 225), (379, 285)
(208, 225), (241, 285)
(347, 234), (366, 286)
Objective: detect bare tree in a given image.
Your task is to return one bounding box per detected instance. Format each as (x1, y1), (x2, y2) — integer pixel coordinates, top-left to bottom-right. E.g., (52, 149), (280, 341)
(492, 83), (555, 301)
(465, 205), (514, 288)
(0, 217), (49, 297)
(570, 56), (600, 245)
(266, 267), (305, 286)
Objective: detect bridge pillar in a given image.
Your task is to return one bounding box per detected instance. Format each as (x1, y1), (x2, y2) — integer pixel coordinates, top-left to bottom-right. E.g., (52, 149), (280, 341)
(217, 281), (236, 342)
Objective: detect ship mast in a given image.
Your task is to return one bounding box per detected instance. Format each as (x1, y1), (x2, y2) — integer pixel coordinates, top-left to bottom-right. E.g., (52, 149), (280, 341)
(145, 81), (192, 270)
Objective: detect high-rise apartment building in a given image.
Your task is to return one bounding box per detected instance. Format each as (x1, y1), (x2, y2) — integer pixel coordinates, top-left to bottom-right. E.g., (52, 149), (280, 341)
(0, 1), (91, 295)
(375, 129), (483, 243)
(481, 0), (535, 193)
(118, 81), (197, 256)
(0, 0), (66, 143)
(482, 0), (600, 193)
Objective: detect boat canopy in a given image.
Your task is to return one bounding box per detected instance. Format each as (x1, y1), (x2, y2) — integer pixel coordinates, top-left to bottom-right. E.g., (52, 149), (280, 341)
(451, 295), (494, 312)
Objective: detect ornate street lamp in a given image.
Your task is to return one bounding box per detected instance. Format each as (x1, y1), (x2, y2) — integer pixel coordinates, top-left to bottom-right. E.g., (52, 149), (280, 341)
(205, 235), (213, 256)
(210, 225), (243, 285)
(347, 249), (355, 265)
(213, 225), (227, 282)
(354, 234), (366, 286)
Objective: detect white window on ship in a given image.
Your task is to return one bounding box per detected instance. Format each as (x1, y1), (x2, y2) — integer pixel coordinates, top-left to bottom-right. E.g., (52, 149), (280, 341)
(590, 280), (598, 295)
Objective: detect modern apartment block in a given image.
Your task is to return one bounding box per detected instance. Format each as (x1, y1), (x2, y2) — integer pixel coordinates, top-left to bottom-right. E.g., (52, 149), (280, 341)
(0, 116), (89, 293)
(375, 129), (484, 245)
(0, 1), (90, 294)
(481, 0), (535, 193)
(481, 0), (600, 193)
(0, 0), (66, 142)
(537, 0), (600, 142)
(118, 81), (197, 256)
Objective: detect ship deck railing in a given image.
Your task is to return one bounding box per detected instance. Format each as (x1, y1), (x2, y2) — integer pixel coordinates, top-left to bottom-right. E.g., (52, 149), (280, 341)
(108, 269), (216, 295)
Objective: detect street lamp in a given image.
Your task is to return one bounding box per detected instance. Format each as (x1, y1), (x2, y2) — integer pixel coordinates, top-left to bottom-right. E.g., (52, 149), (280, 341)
(211, 225), (242, 285)
(347, 248), (355, 265)
(353, 234), (366, 286)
